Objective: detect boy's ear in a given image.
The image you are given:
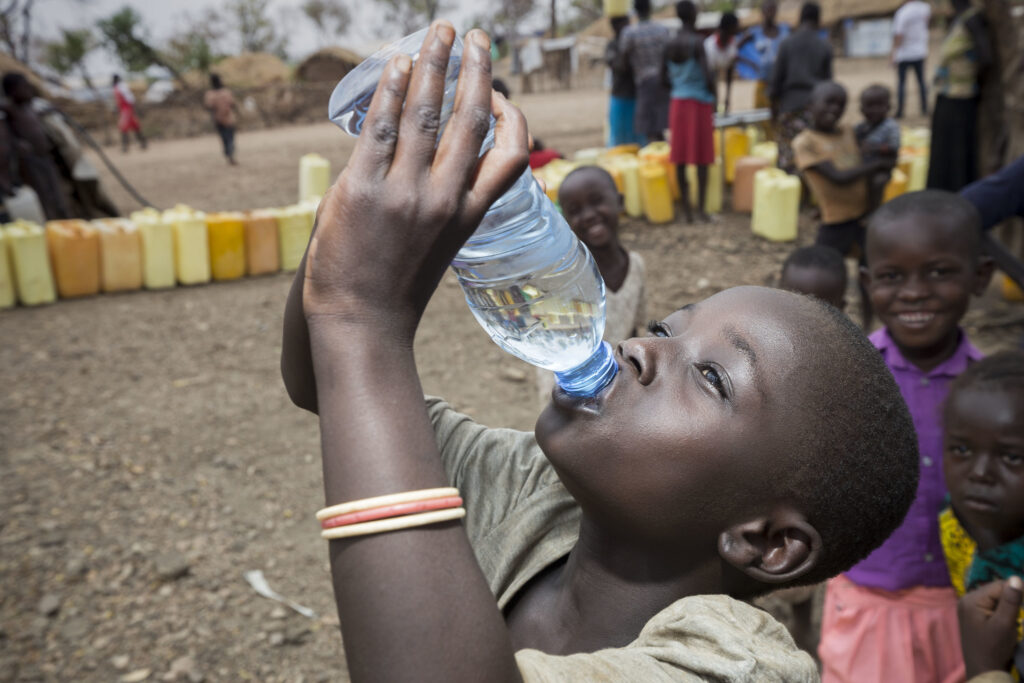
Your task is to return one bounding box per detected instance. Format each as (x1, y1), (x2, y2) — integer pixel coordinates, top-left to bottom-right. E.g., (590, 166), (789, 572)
(717, 508), (822, 584)
(973, 255), (995, 296)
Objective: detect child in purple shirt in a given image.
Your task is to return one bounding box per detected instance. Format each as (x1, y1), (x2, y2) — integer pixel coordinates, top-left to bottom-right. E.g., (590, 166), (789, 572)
(819, 190), (995, 683)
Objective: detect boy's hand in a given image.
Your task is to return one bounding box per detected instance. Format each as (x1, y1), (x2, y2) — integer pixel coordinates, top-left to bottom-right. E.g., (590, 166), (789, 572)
(958, 576), (1023, 677)
(303, 22), (528, 342)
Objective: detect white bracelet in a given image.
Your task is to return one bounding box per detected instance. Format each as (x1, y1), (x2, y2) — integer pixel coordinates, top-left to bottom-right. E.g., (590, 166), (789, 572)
(320, 507), (466, 540)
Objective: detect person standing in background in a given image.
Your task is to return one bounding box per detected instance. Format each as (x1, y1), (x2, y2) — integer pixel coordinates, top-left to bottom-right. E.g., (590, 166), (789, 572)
(111, 75), (146, 153)
(204, 74), (238, 166)
(621, 0), (672, 143)
(702, 12), (741, 113)
(606, 15), (641, 146)
(737, 0), (791, 117)
(770, 2), (833, 175)
(891, 0), (932, 118)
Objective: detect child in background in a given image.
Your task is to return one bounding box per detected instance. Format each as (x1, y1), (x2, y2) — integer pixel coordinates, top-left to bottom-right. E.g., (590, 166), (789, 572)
(940, 351), (1024, 677)
(794, 81), (889, 259)
(527, 137), (563, 170)
(855, 84), (900, 212)
(819, 190), (995, 683)
(663, 0), (716, 223)
(535, 165), (646, 402)
(778, 244), (847, 310)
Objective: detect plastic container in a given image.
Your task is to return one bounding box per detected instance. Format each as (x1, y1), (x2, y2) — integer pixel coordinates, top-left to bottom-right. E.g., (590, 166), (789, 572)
(639, 142), (679, 199)
(597, 160), (625, 194)
(902, 127), (930, 152)
(130, 209), (176, 290)
(1001, 274), (1024, 302)
(299, 153), (331, 203)
(751, 168), (800, 241)
(329, 28), (617, 397)
(164, 205), (211, 285)
(206, 212), (247, 281)
(907, 154), (928, 192)
(606, 144), (639, 156)
(46, 220), (100, 298)
(605, 154), (643, 218)
(639, 163), (675, 224)
(532, 159), (578, 204)
(883, 168), (909, 203)
(4, 220), (56, 305)
(243, 210), (281, 276)
(751, 141), (779, 167)
(604, 0), (629, 15)
(732, 156), (772, 212)
(573, 148), (604, 163)
(0, 229), (15, 308)
(722, 128), (751, 183)
(685, 158), (724, 214)
(93, 218), (143, 293)
(275, 203), (316, 272)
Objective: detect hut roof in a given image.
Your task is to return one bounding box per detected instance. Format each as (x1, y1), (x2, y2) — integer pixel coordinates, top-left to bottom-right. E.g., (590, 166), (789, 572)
(208, 52), (291, 89)
(296, 46), (364, 83)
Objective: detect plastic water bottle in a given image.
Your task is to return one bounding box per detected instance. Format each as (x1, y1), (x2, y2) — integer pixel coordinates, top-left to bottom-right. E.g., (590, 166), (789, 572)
(328, 28), (617, 397)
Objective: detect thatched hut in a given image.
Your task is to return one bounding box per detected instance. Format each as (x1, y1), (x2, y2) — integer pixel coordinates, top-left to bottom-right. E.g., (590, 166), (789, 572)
(206, 52), (292, 89)
(296, 47), (363, 83)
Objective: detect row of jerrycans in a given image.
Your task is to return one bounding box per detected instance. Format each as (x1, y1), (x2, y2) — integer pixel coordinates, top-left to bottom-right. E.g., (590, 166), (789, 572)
(0, 203), (315, 308)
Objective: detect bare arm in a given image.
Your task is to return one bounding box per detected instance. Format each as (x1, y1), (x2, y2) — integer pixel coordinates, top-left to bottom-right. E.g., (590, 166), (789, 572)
(806, 158), (889, 184)
(297, 22), (529, 682)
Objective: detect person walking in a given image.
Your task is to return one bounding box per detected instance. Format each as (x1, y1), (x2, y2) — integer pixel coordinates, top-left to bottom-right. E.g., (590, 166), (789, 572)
(204, 74), (238, 166)
(621, 0), (672, 143)
(111, 75), (147, 153)
(891, 0), (932, 118)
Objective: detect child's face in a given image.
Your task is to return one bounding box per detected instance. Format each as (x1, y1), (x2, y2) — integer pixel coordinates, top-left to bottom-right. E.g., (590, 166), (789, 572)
(944, 386), (1024, 547)
(860, 92), (890, 126)
(863, 215), (991, 367)
(535, 287), (806, 545)
(559, 171), (622, 251)
(779, 265), (846, 311)
(809, 87), (846, 132)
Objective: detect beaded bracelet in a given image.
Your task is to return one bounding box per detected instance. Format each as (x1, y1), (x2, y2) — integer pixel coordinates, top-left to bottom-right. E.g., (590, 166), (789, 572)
(320, 507), (466, 540)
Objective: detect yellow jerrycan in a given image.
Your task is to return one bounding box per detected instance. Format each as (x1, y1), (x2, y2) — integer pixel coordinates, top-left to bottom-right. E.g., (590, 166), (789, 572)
(0, 229), (15, 308)
(573, 148), (605, 163)
(244, 210), (281, 276)
(639, 163), (674, 224)
(164, 205), (210, 285)
(639, 142), (679, 200)
(606, 154), (643, 218)
(907, 155), (928, 191)
(751, 141), (779, 167)
(751, 168), (800, 241)
(532, 159), (578, 204)
(722, 128), (750, 183)
(604, 0), (629, 15)
(93, 218), (143, 293)
(883, 169), (909, 203)
(606, 143), (640, 157)
(46, 219), (100, 298)
(206, 212), (247, 281)
(4, 220), (56, 305)
(732, 156), (772, 213)
(299, 153), (331, 204)
(130, 209), (175, 290)
(597, 160), (625, 194)
(275, 203), (316, 272)
(685, 158), (724, 214)
(1001, 274), (1024, 302)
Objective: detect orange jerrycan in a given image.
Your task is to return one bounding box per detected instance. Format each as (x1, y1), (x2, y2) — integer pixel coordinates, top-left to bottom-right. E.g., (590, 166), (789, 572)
(299, 153), (331, 203)
(639, 163), (674, 224)
(244, 210), (280, 276)
(275, 203), (315, 272)
(93, 218), (143, 293)
(130, 209), (175, 290)
(206, 212), (246, 281)
(46, 220), (100, 298)
(732, 156), (772, 213)
(751, 168), (800, 241)
(722, 128), (750, 183)
(883, 169), (909, 203)
(164, 205), (210, 285)
(685, 158), (724, 214)
(1001, 274), (1024, 302)
(639, 142), (679, 199)
(4, 220), (56, 305)
(0, 229), (15, 308)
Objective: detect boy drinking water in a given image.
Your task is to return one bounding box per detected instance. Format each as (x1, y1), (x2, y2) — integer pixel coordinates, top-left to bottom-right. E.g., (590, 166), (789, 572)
(940, 351), (1024, 678)
(855, 84), (900, 213)
(281, 22), (926, 681)
(819, 190), (995, 683)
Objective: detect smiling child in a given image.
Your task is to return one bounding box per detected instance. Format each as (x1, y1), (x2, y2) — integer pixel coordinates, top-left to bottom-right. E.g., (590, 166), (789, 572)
(819, 190), (995, 683)
(281, 22), (923, 681)
(940, 351), (1024, 677)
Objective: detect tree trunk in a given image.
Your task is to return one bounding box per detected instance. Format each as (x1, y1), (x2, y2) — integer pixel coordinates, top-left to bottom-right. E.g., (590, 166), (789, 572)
(550, 0), (557, 37)
(19, 0), (33, 64)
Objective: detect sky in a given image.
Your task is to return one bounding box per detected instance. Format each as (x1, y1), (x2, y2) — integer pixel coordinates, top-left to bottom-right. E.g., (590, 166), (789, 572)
(31, 0), (564, 83)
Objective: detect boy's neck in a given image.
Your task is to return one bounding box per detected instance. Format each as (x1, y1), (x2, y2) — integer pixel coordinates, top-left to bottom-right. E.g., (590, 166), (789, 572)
(812, 123), (839, 134)
(590, 243), (629, 290)
(891, 328), (963, 373)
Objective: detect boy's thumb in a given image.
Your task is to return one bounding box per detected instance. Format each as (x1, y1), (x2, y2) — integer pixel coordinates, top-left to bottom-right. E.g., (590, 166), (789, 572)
(995, 576), (1024, 624)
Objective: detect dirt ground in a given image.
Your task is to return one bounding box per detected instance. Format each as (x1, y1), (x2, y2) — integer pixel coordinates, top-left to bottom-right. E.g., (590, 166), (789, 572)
(2, 56), (1021, 683)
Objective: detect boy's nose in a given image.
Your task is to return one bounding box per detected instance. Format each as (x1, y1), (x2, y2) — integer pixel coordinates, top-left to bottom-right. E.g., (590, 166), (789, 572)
(968, 453), (996, 481)
(617, 338), (656, 386)
(896, 275), (929, 301)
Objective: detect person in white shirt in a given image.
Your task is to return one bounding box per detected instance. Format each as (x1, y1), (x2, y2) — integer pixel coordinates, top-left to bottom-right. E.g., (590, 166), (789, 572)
(891, 0), (932, 118)
(703, 12), (741, 112)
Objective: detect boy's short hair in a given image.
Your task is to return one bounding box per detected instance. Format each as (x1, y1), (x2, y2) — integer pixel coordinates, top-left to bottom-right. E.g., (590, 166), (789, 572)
(635, 0), (653, 17)
(780, 297), (919, 586)
(811, 79), (846, 102)
(676, 0), (697, 23)
(867, 190), (983, 260)
(559, 165), (618, 198)
(781, 245), (846, 281)
(720, 11), (739, 31)
(946, 350), (1024, 408)
(860, 83), (890, 102)
(2, 72), (28, 96)
(799, 1), (821, 24)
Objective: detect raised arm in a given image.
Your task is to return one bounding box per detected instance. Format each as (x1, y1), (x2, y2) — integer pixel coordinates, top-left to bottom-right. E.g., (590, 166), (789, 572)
(298, 22), (529, 682)
(805, 158), (889, 184)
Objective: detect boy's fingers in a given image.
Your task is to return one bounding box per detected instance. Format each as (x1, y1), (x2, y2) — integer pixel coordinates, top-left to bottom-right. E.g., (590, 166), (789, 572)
(391, 21), (456, 174)
(463, 92), (529, 221)
(433, 29), (493, 190)
(346, 55), (412, 179)
(993, 576), (1024, 626)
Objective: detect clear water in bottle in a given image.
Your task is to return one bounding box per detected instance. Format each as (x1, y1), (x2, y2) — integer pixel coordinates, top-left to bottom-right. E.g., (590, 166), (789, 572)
(328, 28), (617, 397)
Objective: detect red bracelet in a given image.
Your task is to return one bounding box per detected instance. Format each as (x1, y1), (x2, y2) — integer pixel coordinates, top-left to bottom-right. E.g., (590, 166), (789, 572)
(320, 495), (464, 529)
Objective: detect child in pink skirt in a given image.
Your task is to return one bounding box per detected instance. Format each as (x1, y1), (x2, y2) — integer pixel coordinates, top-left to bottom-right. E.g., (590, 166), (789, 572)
(663, 0), (715, 223)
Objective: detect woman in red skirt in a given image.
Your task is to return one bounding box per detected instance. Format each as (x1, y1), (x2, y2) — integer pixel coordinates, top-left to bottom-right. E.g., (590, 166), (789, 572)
(112, 75), (147, 153)
(662, 0), (716, 223)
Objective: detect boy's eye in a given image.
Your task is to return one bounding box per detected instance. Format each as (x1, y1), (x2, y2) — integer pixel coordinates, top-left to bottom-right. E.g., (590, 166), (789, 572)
(928, 267), (955, 278)
(1001, 452), (1023, 466)
(698, 364), (727, 398)
(949, 444), (971, 458)
(877, 271), (901, 282)
(646, 320), (671, 338)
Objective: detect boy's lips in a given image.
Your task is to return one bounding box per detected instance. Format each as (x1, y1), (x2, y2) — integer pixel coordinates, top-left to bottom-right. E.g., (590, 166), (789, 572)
(893, 311), (936, 327)
(961, 495), (999, 513)
(550, 363), (620, 415)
